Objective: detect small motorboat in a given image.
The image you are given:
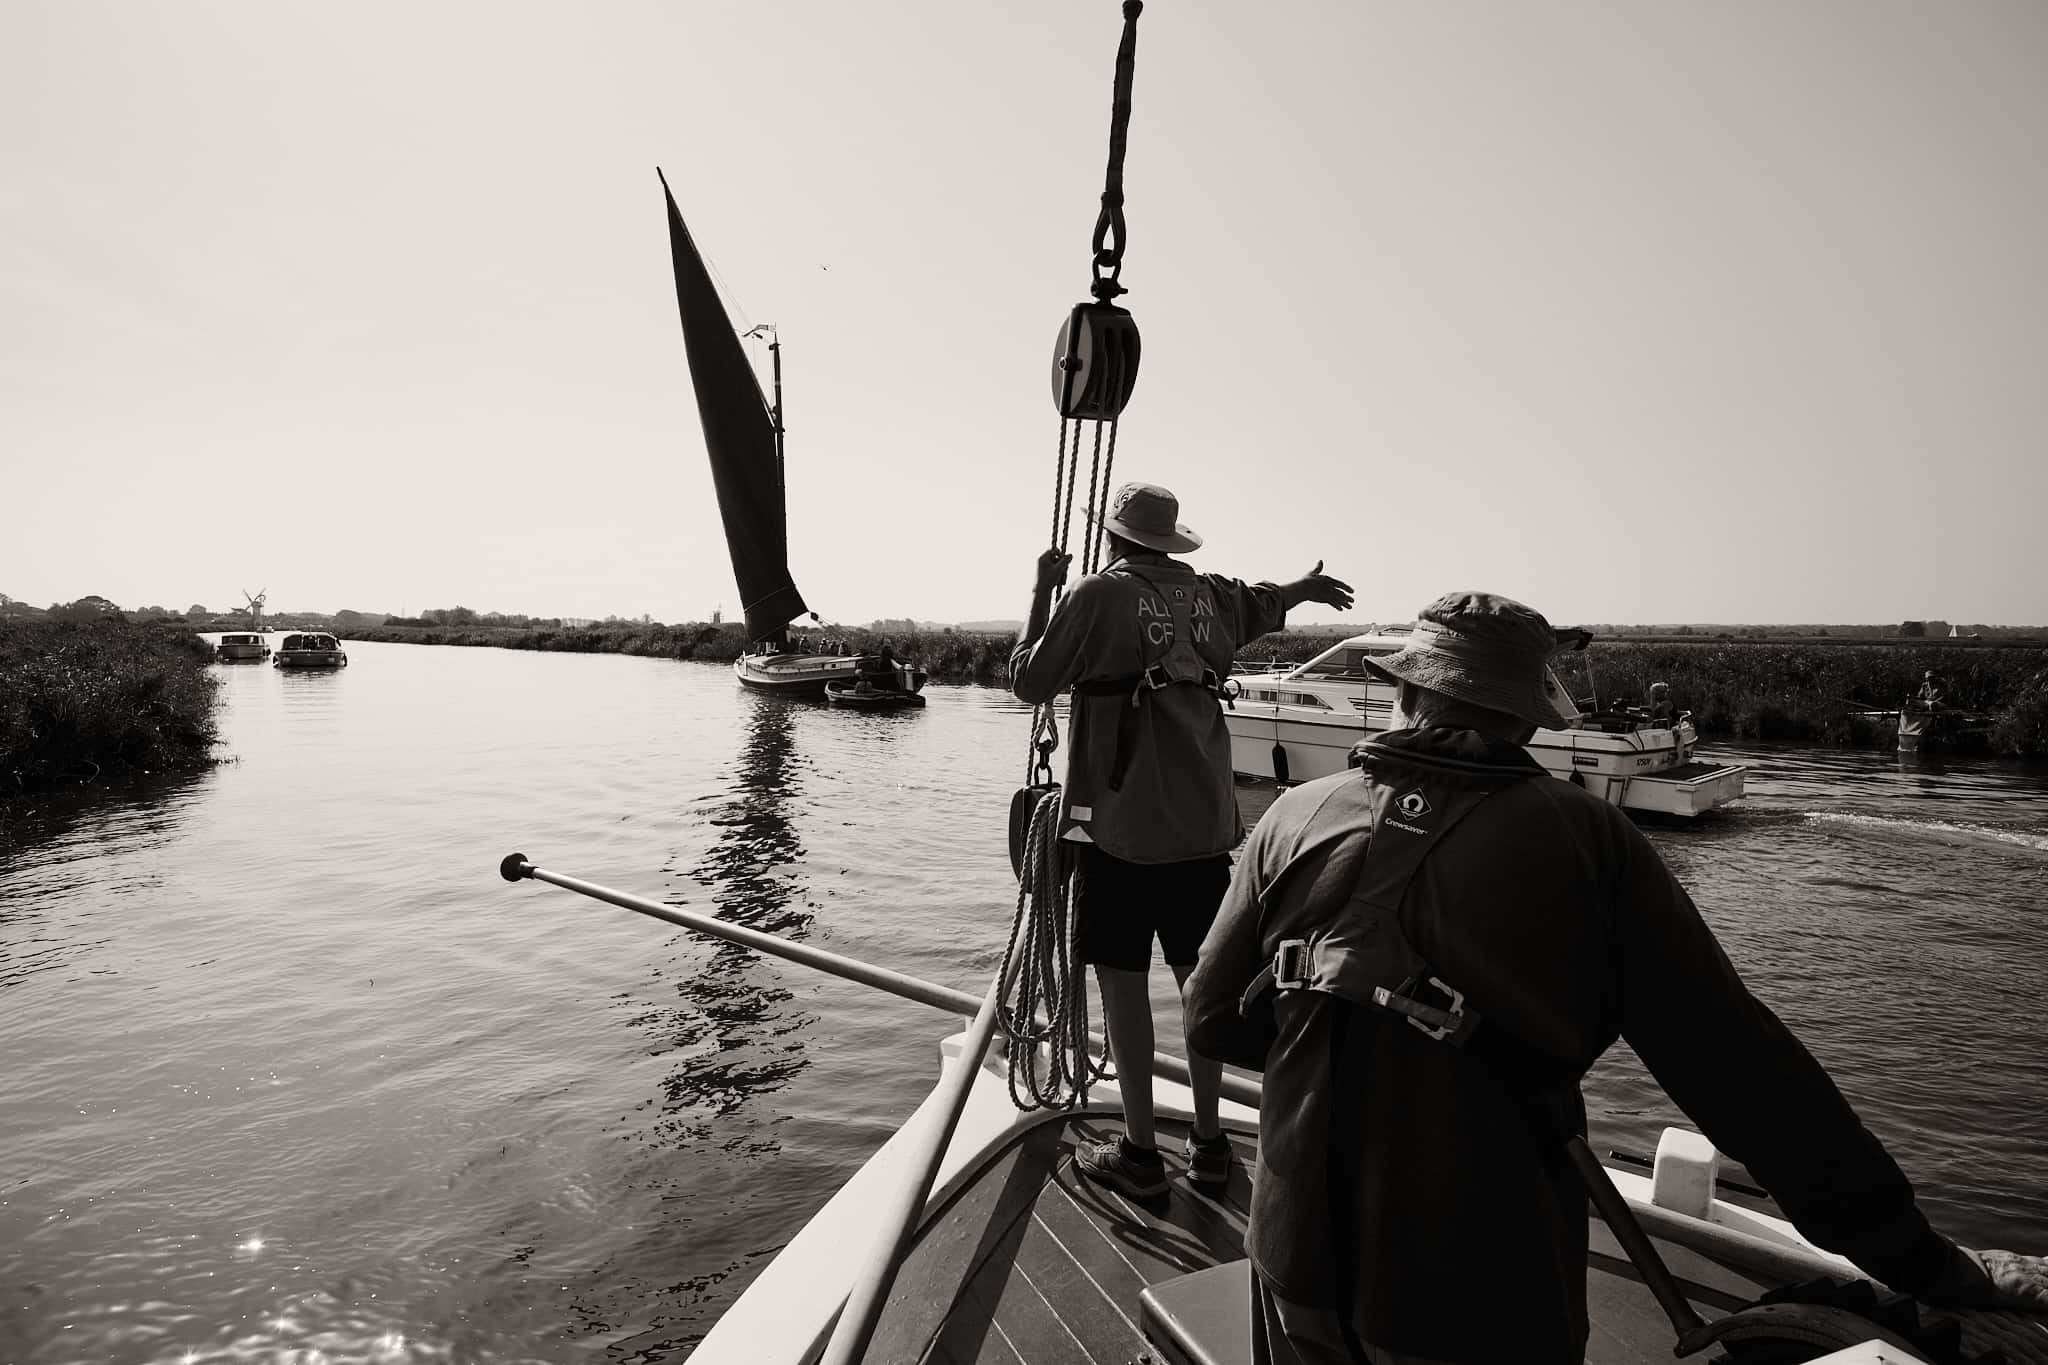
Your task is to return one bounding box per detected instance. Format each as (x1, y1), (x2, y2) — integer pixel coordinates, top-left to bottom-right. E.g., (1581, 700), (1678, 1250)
(273, 632), (349, 669)
(213, 632), (270, 662)
(1849, 705), (1999, 754)
(825, 677), (927, 709)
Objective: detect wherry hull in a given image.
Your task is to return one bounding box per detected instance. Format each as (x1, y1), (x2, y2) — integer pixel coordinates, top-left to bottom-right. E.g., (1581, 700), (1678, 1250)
(734, 651), (931, 701)
(734, 651), (866, 695)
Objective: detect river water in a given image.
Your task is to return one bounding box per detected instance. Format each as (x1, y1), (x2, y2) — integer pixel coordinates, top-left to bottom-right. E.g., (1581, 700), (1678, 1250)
(3, 640), (2044, 1364)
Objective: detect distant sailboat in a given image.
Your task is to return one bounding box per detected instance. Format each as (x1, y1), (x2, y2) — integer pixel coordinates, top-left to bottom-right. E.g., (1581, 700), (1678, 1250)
(657, 172), (926, 701)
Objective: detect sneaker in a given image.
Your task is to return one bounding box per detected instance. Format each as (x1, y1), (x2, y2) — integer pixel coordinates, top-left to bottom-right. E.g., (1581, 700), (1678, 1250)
(1186, 1130), (1235, 1190)
(1074, 1135), (1168, 1198)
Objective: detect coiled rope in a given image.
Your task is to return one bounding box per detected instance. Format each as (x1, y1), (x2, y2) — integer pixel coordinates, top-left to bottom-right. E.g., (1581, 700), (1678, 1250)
(995, 788), (1111, 1109)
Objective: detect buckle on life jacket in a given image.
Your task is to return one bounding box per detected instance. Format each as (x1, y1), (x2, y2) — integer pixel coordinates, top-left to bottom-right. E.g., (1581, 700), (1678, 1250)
(1372, 975), (1471, 1043)
(1139, 661), (1225, 695)
(1271, 938), (1311, 991)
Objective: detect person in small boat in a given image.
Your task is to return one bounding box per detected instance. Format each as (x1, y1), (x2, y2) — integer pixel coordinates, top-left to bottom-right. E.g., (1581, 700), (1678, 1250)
(1645, 679), (1675, 724)
(1012, 480), (1353, 1199)
(1185, 590), (2048, 1364)
(1911, 670), (1946, 712)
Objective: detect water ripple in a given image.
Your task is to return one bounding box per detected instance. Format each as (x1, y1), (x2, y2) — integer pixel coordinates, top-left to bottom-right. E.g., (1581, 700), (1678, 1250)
(2, 650), (2043, 1361)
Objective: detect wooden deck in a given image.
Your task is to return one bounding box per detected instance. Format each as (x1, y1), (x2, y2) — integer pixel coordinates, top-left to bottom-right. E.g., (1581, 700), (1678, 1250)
(857, 1113), (2047, 1365)
(861, 1114), (1769, 1365)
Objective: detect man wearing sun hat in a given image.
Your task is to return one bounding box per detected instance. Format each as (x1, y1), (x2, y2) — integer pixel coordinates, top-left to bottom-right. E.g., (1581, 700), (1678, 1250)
(1012, 481), (1353, 1200)
(1185, 590), (2048, 1363)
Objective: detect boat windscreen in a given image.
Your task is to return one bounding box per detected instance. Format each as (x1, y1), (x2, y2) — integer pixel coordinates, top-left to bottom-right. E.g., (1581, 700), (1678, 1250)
(1296, 645), (1399, 680)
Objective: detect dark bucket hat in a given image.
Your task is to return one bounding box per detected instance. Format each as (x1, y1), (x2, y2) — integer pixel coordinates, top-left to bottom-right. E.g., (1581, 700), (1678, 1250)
(1092, 481), (1203, 554)
(1361, 591), (1572, 730)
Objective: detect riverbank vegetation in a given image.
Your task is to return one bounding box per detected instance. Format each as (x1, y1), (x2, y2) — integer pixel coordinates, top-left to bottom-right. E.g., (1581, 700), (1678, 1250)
(340, 621), (2048, 756)
(1, 618), (221, 797)
(346, 621), (1024, 679)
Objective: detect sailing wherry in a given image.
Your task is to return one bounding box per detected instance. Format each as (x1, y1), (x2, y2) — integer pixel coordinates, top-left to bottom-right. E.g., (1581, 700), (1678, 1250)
(658, 173), (928, 704)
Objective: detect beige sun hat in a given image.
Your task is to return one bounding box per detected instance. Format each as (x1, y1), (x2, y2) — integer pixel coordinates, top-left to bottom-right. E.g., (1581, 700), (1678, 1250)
(1361, 591), (1572, 730)
(1093, 481), (1203, 554)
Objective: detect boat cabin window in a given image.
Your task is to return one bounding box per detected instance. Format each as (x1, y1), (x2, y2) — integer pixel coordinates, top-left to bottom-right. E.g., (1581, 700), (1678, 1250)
(1294, 644), (1401, 680)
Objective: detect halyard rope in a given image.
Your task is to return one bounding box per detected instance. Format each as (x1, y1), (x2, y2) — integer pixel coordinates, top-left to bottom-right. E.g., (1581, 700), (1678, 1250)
(1000, 0), (1144, 1112)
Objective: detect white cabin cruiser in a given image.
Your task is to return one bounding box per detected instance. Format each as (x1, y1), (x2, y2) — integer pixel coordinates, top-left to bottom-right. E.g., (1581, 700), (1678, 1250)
(1225, 631), (1746, 817)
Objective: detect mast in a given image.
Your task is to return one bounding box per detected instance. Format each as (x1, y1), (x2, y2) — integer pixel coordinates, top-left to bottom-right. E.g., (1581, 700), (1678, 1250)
(747, 324), (784, 497)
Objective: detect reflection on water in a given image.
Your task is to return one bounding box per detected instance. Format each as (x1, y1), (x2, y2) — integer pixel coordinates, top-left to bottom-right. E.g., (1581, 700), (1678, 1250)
(695, 696), (809, 934)
(2, 653), (2044, 1363)
(630, 697), (815, 1144)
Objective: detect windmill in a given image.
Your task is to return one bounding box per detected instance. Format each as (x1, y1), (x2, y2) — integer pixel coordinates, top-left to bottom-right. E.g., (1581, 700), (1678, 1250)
(241, 587), (268, 633)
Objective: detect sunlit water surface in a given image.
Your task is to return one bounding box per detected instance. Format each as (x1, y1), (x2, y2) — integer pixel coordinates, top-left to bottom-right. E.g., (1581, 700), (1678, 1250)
(3, 641), (2044, 1363)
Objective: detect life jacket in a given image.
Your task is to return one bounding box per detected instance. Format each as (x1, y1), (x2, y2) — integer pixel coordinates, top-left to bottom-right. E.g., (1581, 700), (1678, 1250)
(1068, 559), (1233, 795)
(1238, 748), (1576, 1090)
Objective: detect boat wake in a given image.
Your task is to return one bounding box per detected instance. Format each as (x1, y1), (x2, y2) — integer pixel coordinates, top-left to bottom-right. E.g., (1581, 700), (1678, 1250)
(1801, 811), (2048, 856)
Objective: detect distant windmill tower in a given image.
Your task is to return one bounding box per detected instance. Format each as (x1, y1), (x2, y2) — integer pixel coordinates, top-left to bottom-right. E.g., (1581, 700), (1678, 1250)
(242, 587), (268, 633)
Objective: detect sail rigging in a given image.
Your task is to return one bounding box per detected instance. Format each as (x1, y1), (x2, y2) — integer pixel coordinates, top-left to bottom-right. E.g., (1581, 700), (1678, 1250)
(658, 171), (809, 643)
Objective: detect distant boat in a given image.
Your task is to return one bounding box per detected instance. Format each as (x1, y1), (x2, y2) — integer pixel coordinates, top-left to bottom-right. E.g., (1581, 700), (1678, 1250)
(825, 678), (927, 710)
(214, 632), (270, 662)
(274, 632), (348, 669)
(657, 172), (925, 703)
(1848, 704), (1999, 753)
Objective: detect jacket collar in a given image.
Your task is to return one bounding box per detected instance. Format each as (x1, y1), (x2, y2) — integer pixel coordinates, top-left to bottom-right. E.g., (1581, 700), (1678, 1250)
(1352, 727), (1547, 782)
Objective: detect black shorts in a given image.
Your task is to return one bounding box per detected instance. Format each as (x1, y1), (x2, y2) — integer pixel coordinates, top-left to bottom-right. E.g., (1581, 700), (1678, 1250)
(1072, 845), (1232, 972)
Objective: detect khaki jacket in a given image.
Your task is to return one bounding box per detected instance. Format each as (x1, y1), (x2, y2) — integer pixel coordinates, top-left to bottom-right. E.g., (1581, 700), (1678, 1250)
(1010, 552), (1284, 863)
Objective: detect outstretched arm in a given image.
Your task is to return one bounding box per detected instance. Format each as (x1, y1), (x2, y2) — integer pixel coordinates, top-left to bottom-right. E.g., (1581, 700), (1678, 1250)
(1277, 560), (1354, 614)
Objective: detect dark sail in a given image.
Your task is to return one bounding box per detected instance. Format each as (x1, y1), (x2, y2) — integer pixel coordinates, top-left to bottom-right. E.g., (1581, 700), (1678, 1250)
(659, 172), (808, 643)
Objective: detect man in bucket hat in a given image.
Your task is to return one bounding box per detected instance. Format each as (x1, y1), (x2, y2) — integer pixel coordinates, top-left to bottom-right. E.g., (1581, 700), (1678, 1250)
(1186, 591), (2048, 1363)
(1012, 481), (1352, 1198)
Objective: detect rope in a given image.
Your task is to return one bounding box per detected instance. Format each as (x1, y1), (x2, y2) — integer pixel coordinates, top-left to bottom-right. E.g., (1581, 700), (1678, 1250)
(1000, 3), (1145, 1112)
(1078, 422), (1106, 574)
(1057, 417), (1083, 555)
(996, 788), (1111, 1110)
(1096, 419), (1120, 569)
(1048, 415), (1073, 548)
(1089, 1), (1144, 303)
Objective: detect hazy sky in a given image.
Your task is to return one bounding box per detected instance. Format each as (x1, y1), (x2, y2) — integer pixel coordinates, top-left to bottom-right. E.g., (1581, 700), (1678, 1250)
(5, 2), (2044, 628)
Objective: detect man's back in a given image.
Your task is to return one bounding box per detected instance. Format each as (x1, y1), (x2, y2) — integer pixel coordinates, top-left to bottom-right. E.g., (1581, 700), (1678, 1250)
(1010, 551), (1283, 863)
(1188, 728), (1946, 1360)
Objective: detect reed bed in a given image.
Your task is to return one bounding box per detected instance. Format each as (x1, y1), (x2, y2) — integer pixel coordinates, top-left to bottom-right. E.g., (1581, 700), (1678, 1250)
(346, 622), (2048, 755)
(349, 622), (1024, 679)
(1, 618), (221, 796)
